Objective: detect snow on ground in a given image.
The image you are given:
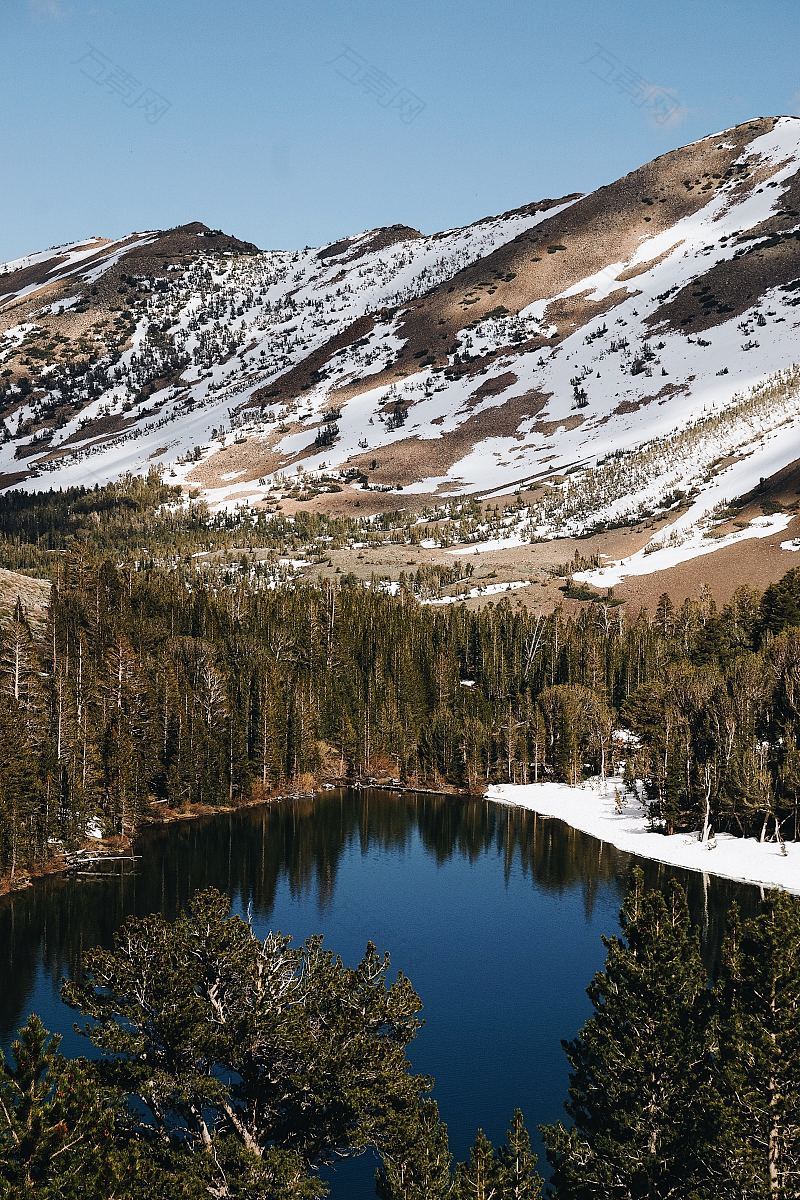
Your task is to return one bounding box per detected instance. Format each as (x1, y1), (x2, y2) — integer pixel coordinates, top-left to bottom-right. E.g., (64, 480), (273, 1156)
(6, 203), (573, 496)
(33, 295), (82, 316)
(8, 118), (800, 522)
(421, 579), (532, 605)
(282, 119), (800, 512)
(0, 238), (106, 281)
(1, 323), (38, 358)
(576, 514), (793, 589)
(449, 533), (529, 556)
(0, 233), (157, 309)
(399, 118), (800, 500)
(487, 775), (800, 893)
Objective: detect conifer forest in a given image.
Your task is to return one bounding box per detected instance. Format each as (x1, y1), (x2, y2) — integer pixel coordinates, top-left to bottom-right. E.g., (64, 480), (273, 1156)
(3, 479), (800, 880)
(7, 10), (800, 1194)
(2, 481), (800, 1199)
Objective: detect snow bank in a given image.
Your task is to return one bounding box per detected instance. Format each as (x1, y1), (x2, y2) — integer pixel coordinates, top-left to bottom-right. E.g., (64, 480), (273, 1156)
(487, 776), (800, 893)
(421, 579), (531, 605)
(576, 514), (793, 589)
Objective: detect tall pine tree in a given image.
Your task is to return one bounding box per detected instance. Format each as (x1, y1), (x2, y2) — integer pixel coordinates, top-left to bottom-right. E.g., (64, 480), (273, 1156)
(708, 893), (800, 1199)
(542, 871), (708, 1199)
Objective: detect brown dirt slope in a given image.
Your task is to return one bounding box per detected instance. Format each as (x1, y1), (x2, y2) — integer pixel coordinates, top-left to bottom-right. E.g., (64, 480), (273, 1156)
(250, 119), (783, 428)
(388, 119), (775, 374)
(0, 567), (50, 623)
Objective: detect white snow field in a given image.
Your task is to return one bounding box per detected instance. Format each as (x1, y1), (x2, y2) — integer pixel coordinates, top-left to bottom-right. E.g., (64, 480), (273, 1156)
(575, 514), (794, 589)
(4, 116), (800, 547)
(487, 776), (800, 893)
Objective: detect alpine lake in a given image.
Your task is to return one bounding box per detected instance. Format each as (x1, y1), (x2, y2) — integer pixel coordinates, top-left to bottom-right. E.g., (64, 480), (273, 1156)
(0, 788), (761, 1198)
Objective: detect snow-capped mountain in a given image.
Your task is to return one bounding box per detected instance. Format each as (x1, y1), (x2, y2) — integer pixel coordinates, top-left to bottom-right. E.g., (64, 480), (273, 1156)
(3, 116), (800, 547)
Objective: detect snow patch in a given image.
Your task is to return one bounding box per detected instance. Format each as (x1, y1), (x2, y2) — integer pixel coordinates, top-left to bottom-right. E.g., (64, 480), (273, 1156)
(576, 513), (792, 589)
(488, 776), (800, 893)
(421, 579), (531, 605)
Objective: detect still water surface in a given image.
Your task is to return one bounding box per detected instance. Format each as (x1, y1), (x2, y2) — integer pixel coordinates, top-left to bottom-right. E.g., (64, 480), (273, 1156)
(0, 789), (759, 1198)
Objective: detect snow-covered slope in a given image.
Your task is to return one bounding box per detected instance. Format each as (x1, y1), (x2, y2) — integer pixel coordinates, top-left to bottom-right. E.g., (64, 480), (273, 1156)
(3, 116), (800, 560)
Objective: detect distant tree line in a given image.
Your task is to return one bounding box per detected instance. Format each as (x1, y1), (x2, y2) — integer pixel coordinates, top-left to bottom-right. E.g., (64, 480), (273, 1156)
(5, 516), (800, 879)
(0, 474), (483, 575)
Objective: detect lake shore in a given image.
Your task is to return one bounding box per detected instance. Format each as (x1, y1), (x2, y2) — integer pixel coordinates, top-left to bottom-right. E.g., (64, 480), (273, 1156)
(487, 776), (800, 894)
(0, 789), (299, 897)
(0, 776), (472, 897)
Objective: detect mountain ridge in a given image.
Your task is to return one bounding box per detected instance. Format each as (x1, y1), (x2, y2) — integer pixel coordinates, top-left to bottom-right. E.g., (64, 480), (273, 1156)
(3, 115), (800, 600)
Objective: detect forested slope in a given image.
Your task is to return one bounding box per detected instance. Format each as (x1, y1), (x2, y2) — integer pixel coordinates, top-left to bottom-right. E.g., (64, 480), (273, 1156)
(3, 481), (800, 884)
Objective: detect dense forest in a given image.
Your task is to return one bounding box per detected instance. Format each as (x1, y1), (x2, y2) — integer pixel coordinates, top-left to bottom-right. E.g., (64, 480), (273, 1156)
(2, 875), (799, 1199)
(3, 479), (800, 881)
(3, 483), (800, 1198)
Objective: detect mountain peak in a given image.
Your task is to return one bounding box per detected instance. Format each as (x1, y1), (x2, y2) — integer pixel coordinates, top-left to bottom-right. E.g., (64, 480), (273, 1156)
(1, 115), (800, 599)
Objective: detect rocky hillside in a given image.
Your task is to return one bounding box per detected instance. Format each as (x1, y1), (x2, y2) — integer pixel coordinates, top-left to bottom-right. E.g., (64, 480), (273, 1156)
(3, 116), (800, 590)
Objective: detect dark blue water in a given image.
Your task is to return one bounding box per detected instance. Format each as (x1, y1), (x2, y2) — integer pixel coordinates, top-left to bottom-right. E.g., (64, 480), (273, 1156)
(0, 789), (757, 1198)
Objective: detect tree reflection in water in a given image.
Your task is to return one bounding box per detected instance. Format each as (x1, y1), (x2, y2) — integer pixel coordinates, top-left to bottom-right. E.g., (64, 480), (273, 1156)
(0, 788), (759, 1052)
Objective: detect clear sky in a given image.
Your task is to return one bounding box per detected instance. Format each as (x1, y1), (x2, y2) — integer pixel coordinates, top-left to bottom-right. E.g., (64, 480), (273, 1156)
(3, 0), (799, 262)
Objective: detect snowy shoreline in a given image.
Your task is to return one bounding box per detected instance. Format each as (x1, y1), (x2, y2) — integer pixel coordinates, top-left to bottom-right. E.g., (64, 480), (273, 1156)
(486, 776), (800, 894)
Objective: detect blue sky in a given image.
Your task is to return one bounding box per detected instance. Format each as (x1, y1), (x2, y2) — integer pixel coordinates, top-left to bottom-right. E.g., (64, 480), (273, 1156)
(3, 0), (799, 261)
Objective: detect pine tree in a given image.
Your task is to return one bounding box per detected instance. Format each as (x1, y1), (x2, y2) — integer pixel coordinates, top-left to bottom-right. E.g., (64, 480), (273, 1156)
(62, 889), (430, 1185)
(708, 893), (800, 1199)
(542, 871), (708, 1199)
(0, 1015), (119, 1199)
(496, 1110), (541, 1200)
(454, 1128), (502, 1200)
(375, 1098), (452, 1200)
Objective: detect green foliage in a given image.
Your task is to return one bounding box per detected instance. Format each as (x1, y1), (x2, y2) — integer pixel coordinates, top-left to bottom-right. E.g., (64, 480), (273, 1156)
(0, 894), (547, 1199)
(707, 893), (800, 1198)
(0, 1009), (328, 1200)
(62, 888), (427, 1195)
(375, 1098), (453, 1200)
(448, 1114), (542, 1200)
(4, 879), (800, 1198)
(6, 480), (800, 883)
(453, 1128), (501, 1200)
(544, 874), (800, 1200)
(496, 1110), (542, 1200)
(761, 566), (800, 635)
(543, 870), (707, 1198)
(0, 1016), (123, 1200)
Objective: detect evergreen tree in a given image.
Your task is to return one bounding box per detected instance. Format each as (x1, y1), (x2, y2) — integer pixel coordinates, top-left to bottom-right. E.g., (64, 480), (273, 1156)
(8, 479), (800, 881)
(375, 1098), (452, 1200)
(708, 893), (800, 1199)
(542, 871), (708, 1199)
(496, 1110), (541, 1200)
(62, 889), (430, 1192)
(0, 1015), (120, 1200)
(454, 1128), (502, 1200)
